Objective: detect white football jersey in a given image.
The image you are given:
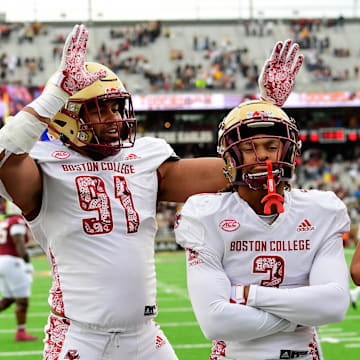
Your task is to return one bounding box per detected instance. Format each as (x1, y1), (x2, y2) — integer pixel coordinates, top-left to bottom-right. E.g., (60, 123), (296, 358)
(28, 137), (176, 331)
(175, 189), (350, 360)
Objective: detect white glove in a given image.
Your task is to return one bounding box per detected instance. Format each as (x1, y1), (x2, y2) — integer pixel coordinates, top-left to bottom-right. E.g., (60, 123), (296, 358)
(258, 39), (303, 107)
(28, 24), (106, 119)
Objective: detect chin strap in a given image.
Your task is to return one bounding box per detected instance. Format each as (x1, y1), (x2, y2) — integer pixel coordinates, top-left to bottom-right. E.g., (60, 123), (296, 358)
(260, 160), (284, 215)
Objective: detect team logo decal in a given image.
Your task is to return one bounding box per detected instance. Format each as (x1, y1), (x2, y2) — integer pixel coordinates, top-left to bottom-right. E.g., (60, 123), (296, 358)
(187, 248), (199, 261)
(65, 350), (80, 359)
(186, 248), (204, 267)
(247, 110), (273, 119)
(51, 150), (71, 159)
(219, 219), (240, 232)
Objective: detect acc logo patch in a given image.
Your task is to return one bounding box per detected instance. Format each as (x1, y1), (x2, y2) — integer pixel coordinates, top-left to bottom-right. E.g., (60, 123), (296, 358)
(124, 153), (141, 160)
(219, 219), (240, 232)
(246, 110), (273, 118)
(51, 150), (70, 159)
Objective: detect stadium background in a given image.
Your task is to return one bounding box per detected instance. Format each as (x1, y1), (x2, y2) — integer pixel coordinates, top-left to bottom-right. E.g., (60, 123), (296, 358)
(0, 0), (360, 358)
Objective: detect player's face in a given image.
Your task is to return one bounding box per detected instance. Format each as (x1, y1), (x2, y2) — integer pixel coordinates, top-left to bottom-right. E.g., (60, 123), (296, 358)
(238, 136), (283, 173)
(86, 99), (123, 144)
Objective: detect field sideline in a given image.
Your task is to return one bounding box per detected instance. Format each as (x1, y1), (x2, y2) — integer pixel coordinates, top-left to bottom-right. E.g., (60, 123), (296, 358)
(0, 248), (359, 359)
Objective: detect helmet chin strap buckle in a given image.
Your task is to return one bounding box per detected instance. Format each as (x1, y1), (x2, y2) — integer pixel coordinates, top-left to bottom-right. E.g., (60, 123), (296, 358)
(260, 160), (284, 214)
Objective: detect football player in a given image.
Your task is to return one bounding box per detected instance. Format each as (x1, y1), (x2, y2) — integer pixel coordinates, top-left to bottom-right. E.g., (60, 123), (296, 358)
(0, 24), (302, 359)
(351, 241), (360, 286)
(0, 201), (38, 341)
(350, 241), (360, 309)
(175, 100), (350, 359)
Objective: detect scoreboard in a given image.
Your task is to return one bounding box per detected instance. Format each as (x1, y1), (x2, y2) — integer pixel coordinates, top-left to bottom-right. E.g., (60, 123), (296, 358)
(299, 128), (357, 144)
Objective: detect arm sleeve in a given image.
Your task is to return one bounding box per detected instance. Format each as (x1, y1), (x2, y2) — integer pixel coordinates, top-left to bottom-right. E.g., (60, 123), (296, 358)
(247, 204), (350, 326)
(186, 248), (296, 341)
(175, 203), (295, 342)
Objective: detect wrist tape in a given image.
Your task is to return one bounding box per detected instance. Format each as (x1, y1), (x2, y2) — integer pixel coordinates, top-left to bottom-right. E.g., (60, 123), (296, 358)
(0, 111), (47, 155)
(27, 81), (69, 119)
(230, 284), (248, 305)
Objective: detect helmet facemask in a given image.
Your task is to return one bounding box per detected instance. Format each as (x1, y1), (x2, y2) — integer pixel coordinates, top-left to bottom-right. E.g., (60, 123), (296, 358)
(49, 62), (137, 160)
(68, 94), (136, 159)
(218, 101), (301, 190)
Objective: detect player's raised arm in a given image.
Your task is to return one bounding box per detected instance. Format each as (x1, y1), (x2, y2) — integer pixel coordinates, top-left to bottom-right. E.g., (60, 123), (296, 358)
(258, 39), (303, 107)
(0, 24), (105, 215)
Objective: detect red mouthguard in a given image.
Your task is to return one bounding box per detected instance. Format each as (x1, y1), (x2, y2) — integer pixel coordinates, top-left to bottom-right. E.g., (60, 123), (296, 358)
(260, 160), (284, 214)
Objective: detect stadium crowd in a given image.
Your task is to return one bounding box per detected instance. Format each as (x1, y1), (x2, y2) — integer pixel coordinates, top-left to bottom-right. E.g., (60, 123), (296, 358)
(0, 16), (358, 91)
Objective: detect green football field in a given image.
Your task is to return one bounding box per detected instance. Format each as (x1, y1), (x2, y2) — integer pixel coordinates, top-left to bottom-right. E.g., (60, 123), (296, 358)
(0, 248), (359, 359)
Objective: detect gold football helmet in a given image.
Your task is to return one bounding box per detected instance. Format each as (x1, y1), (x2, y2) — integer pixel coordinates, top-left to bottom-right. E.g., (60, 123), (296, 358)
(217, 100), (301, 189)
(49, 62), (136, 159)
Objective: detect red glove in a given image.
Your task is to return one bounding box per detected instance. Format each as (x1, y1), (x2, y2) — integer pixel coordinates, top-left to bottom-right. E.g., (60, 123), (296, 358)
(258, 39), (303, 107)
(29, 24), (107, 119)
(48, 24), (106, 96)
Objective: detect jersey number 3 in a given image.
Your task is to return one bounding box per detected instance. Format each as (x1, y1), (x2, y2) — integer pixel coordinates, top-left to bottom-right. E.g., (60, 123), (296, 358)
(75, 175), (139, 235)
(253, 255), (285, 287)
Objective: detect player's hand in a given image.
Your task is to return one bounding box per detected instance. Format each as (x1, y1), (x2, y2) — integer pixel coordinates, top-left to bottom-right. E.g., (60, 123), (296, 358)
(26, 24), (106, 120)
(46, 24), (106, 97)
(258, 39), (303, 107)
(230, 284), (249, 305)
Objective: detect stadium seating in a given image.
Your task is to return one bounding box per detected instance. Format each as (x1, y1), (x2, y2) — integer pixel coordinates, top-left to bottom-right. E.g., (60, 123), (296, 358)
(0, 19), (359, 93)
